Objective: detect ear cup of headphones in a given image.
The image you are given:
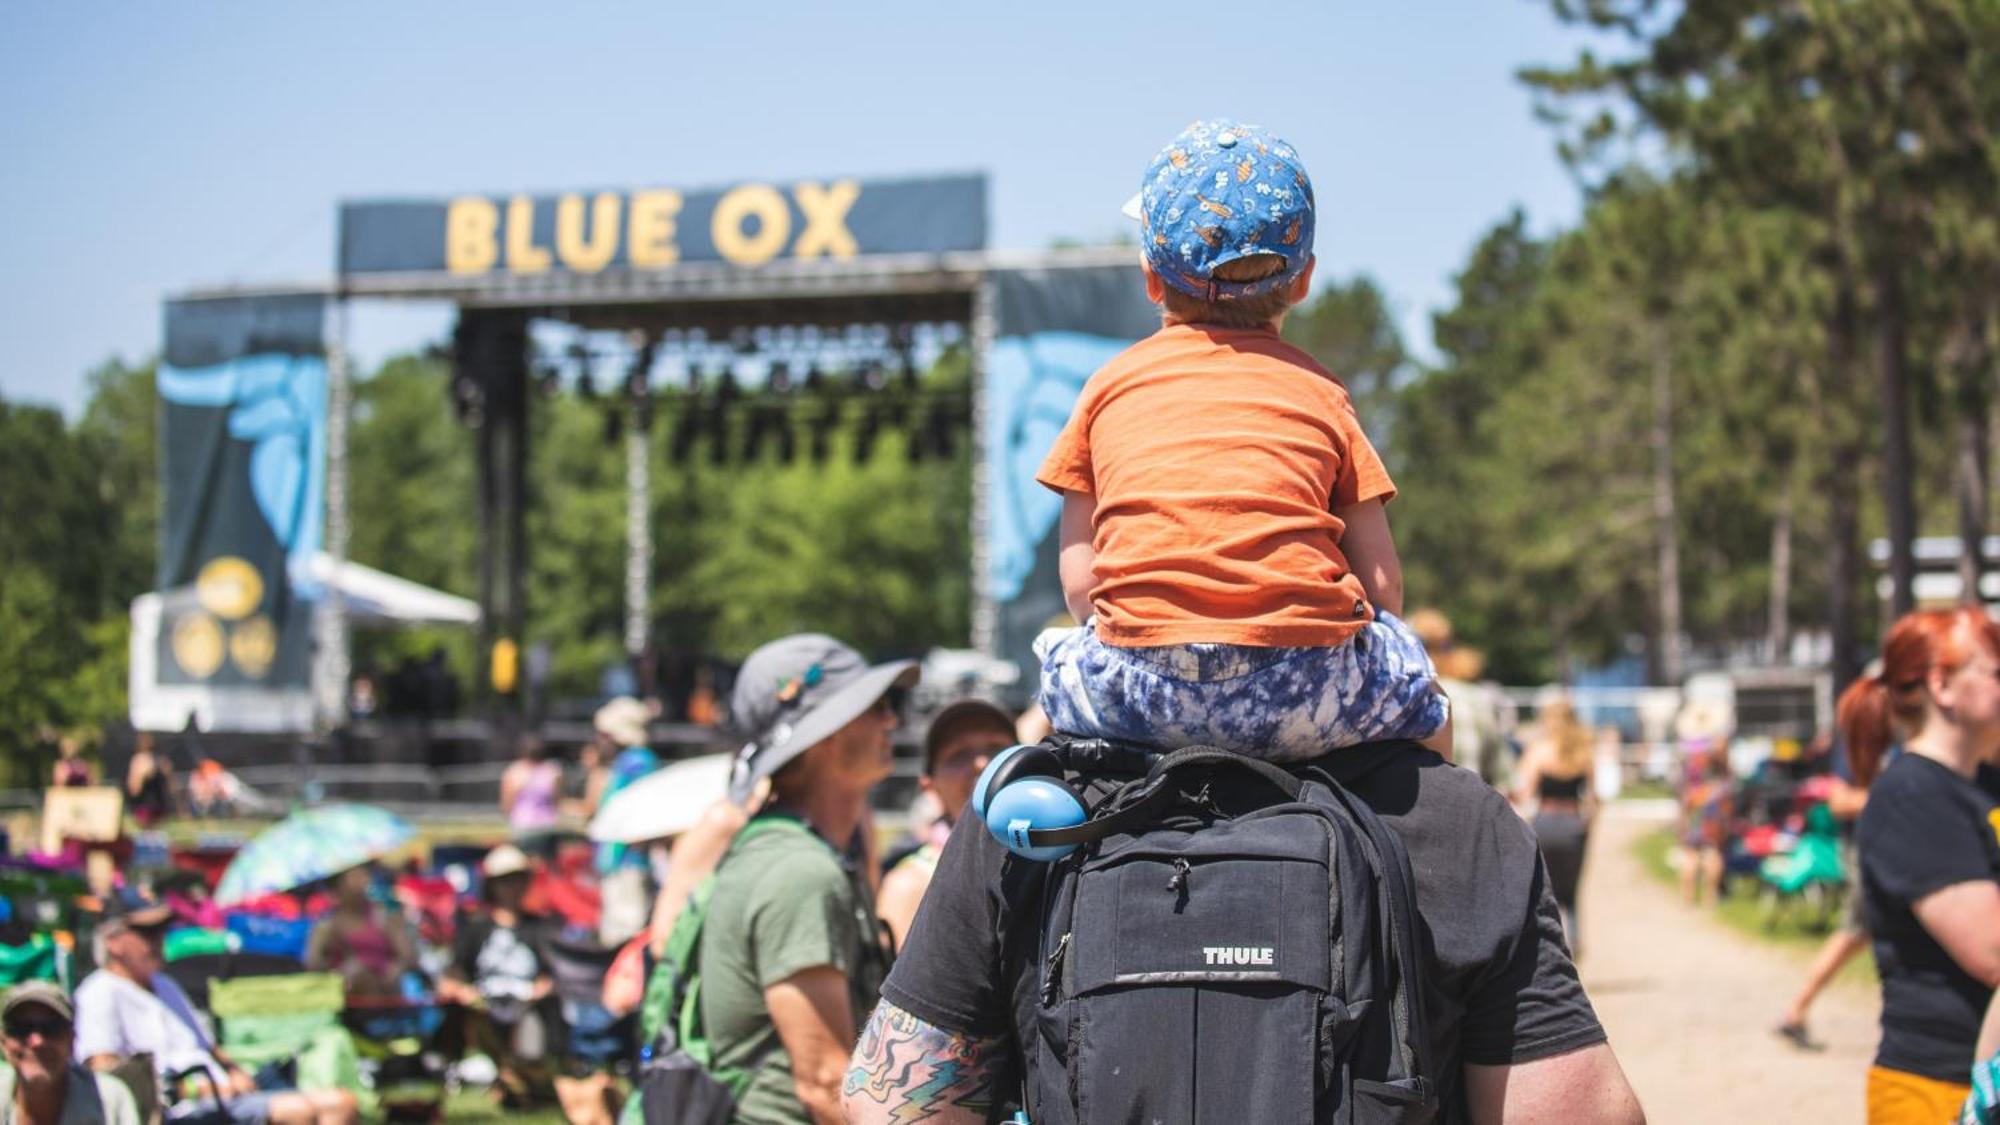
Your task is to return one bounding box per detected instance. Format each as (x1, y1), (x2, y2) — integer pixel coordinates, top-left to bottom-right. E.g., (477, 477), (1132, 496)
(982, 776), (1087, 861)
(971, 744), (1062, 821)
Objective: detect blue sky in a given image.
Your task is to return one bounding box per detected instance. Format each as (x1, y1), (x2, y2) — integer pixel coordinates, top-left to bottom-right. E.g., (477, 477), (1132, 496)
(0, 3), (1605, 416)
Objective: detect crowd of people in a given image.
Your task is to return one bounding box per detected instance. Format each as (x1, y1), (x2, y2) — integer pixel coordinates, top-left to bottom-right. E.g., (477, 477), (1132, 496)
(12, 112), (2000, 1125)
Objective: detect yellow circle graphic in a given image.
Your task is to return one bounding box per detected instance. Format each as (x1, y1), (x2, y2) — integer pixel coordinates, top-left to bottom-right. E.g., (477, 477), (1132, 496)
(229, 615), (278, 679)
(171, 612), (225, 679)
(196, 557), (264, 621)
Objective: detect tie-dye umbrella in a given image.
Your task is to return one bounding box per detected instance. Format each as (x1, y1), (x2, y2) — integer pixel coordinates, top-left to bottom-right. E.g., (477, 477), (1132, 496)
(215, 804), (416, 906)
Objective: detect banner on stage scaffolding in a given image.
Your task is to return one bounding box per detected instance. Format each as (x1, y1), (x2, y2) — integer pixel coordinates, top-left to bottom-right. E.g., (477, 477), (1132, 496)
(983, 264), (1159, 684)
(143, 295), (327, 728)
(339, 172), (987, 277)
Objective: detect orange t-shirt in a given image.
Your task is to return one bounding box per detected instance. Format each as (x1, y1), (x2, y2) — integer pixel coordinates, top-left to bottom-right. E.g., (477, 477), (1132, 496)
(1036, 323), (1396, 648)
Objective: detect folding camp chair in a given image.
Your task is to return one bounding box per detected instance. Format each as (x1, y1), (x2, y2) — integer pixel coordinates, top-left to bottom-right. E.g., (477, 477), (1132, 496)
(206, 972), (361, 1099)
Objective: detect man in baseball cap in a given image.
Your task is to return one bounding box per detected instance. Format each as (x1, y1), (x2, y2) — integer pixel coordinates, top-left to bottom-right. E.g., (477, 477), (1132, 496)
(877, 699), (1019, 947)
(75, 893), (359, 1123)
(0, 981), (141, 1124)
(697, 633), (913, 1124)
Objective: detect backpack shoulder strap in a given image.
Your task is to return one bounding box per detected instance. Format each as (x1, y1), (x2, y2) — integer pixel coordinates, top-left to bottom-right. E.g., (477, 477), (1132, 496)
(1303, 745), (1438, 1095)
(1021, 744), (1308, 852)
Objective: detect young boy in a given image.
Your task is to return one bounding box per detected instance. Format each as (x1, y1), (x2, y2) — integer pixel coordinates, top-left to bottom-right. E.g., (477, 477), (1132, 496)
(1034, 118), (1446, 761)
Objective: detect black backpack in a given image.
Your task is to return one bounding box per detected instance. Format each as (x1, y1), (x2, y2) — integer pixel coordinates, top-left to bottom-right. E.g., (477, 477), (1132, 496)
(1009, 742), (1438, 1125)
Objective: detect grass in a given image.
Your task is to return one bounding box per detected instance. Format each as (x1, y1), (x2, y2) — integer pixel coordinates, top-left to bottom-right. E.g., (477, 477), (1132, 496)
(161, 817), (519, 849)
(437, 1089), (569, 1123)
(1631, 827), (1876, 988)
(1616, 778), (1677, 802)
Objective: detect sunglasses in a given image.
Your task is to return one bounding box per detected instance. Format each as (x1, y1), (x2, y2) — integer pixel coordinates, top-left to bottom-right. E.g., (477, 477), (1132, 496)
(4, 1016), (70, 1041)
(870, 688), (909, 717)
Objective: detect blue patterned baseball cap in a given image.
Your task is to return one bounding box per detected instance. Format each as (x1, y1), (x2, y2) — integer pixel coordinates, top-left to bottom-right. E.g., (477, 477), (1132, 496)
(1125, 119), (1315, 302)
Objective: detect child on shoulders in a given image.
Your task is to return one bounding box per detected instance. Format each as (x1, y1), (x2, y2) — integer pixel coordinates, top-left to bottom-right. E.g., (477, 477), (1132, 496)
(1035, 118), (1448, 762)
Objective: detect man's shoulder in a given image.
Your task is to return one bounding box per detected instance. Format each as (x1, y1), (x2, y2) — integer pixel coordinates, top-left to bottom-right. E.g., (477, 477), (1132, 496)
(73, 970), (133, 1005)
(1337, 747), (1540, 870)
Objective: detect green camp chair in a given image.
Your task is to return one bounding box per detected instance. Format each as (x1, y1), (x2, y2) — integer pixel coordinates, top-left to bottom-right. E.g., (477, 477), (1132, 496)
(206, 972), (362, 1100)
(0, 934), (62, 988)
(1757, 803), (1848, 930)
(162, 928), (234, 963)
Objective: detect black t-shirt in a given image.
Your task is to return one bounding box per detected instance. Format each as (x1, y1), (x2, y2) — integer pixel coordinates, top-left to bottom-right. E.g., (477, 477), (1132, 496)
(450, 911), (557, 1021)
(880, 747), (1606, 1123)
(1857, 753), (2000, 1082)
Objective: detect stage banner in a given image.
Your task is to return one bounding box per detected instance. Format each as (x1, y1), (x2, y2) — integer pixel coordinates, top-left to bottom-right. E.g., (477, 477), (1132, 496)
(156, 295), (327, 691)
(339, 172), (987, 277)
(984, 264), (1159, 682)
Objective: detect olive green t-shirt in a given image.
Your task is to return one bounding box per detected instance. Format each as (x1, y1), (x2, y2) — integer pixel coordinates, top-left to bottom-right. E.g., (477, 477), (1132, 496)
(700, 817), (889, 1125)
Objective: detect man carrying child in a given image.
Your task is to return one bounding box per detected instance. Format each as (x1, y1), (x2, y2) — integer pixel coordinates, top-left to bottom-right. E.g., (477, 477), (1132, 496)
(844, 118), (1641, 1125)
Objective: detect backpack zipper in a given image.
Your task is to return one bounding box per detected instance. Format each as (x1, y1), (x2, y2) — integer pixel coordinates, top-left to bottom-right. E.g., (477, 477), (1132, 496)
(1041, 932), (1070, 1007)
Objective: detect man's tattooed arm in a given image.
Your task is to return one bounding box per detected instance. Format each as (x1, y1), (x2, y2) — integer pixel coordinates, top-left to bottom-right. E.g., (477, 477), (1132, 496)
(841, 1000), (1009, 1124)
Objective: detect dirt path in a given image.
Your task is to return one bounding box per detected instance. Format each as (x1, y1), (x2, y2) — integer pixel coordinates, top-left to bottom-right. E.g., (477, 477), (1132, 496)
(1577, 802), (1877, 1124)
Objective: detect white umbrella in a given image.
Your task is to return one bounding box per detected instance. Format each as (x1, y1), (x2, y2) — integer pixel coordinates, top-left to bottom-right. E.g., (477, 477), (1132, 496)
(588, 753), (733, 844)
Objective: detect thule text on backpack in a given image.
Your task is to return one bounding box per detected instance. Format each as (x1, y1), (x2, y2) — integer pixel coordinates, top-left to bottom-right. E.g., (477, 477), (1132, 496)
(1201, 946), (1275, 966)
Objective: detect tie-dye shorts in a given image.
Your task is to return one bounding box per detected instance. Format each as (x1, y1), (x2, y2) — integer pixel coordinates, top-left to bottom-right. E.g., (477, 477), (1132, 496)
(1034, 610), (1448, 762)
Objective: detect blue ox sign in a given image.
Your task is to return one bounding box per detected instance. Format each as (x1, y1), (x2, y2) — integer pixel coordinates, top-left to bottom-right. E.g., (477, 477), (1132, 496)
(338, 173), (987, 277)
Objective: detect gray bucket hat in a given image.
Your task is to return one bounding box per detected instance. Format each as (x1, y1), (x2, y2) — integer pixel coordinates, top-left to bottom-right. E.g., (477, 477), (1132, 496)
(728, 634), (918, 802)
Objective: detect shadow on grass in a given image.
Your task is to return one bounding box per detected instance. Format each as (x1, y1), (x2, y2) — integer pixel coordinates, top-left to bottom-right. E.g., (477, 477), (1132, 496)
(1629, 827), (1876, 988)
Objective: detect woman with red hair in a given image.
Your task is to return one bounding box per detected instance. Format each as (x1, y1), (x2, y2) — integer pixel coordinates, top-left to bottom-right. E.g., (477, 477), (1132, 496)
(1845, 606), (2000, 1123)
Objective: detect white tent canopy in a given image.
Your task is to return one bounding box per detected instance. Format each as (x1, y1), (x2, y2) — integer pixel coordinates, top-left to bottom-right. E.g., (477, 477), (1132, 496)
(301, 553), (479, 625)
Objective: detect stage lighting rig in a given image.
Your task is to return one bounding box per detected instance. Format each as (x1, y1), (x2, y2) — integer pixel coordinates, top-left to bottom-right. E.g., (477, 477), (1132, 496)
(706, 366), (738, 466)
(852, 401), (881, 465)
(626, 334), (659, 432)
(807, 400), (840, 465)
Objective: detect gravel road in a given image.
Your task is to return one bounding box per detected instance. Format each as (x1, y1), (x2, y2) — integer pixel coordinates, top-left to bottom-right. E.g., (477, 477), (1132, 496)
(1577, 803), (1877, 1125)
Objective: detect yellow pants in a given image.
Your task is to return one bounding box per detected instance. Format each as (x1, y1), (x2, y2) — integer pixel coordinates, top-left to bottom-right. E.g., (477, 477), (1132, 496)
(1867, 1065), (1971, 1125)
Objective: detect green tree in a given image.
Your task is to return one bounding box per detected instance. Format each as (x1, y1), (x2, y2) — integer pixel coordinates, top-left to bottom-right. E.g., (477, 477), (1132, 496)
(344, 353), (481, 683)
(1526, 0), (2000, 677)
(1285, 276), (1412, 424)
(1390, 213), (1558, 681)
(0, 386), (152, 778)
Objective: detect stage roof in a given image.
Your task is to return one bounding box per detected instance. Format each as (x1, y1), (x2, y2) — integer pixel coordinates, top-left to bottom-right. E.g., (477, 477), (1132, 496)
(170, 247), (1139, 334)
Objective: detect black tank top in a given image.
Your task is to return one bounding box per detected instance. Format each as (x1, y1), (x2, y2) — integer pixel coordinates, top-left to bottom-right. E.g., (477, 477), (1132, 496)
(1538, 772), (1586, 801)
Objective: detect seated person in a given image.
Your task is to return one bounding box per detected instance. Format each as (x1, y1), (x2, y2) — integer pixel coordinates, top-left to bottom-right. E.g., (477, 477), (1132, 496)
(877, 699), (1018, 948)
(187, 761), (236, 820)
(437, 846), (555, 1108)
(304, 865), (417, 1002)
(0, 982), (140, 1125)
(73, 894), (358, 1125)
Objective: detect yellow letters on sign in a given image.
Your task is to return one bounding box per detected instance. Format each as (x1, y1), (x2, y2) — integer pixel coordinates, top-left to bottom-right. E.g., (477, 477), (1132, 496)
(628, 190), (683, 269)
(793, 180), (860, 259)
(442, 180), (874, 274)
(505, 196), (552, 274)
(445, 197), (500, 275)
(712, 183), (791, 267)
(557, 193), (621, 273)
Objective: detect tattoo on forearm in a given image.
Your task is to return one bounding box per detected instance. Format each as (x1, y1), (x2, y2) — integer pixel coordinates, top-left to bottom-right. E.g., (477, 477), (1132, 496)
(843, 1001), (1003, 1123)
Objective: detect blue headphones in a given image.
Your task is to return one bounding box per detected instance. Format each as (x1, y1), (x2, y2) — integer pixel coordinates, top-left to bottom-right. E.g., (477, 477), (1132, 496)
(973, 741), (1311, 862)
(970, 743), (1090, 861)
